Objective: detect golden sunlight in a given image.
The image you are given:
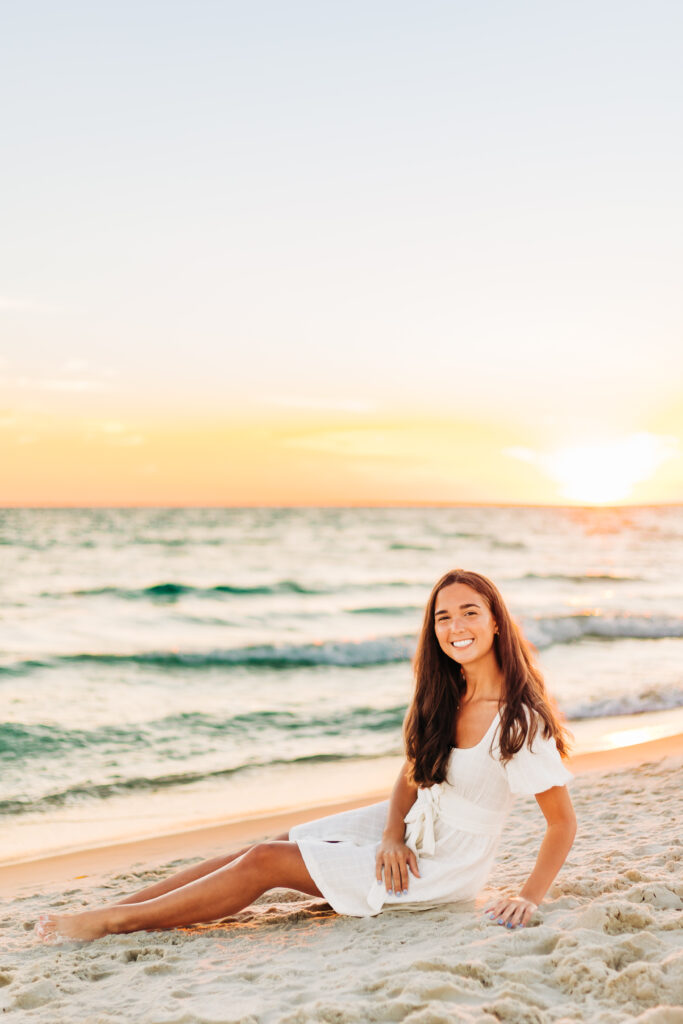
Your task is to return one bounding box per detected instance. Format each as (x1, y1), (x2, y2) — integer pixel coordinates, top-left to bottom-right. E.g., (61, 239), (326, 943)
(506, 433), (678, 505)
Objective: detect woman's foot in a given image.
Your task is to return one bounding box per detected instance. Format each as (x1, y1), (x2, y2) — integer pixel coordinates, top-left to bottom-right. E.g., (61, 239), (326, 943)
(35, 907), (114, 943)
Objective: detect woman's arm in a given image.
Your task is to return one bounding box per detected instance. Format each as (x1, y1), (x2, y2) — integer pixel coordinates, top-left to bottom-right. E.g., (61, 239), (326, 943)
(383, 759), (419, 839)
(375, 759), (420, 895)
(485, 784), (577, 929)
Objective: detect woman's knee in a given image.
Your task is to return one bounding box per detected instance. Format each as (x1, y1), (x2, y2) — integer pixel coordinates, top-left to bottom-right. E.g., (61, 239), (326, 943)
(241, 840), (281, 874)
(239, 840), (321, 898)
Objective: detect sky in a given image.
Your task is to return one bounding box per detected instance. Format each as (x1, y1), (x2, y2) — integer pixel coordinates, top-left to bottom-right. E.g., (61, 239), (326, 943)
(1, 0), (682, 506)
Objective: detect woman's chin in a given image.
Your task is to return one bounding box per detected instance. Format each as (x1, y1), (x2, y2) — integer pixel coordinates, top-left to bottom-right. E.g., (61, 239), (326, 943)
(443, 649), (470, 664)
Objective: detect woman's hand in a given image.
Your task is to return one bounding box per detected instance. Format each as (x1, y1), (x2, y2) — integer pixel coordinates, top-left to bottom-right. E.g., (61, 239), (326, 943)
(484, 894), (538, 929)
(375, 835), (420, 895)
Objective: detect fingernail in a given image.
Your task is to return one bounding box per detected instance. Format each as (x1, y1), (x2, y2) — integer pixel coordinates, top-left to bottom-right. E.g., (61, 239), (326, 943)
(403, 889), (408, 895)
(498, 919), (504, 924)
(506, 922), (512, 928)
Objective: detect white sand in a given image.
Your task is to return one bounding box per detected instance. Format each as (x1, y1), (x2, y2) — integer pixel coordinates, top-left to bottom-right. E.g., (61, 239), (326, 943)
(1, 753), (682, 1024)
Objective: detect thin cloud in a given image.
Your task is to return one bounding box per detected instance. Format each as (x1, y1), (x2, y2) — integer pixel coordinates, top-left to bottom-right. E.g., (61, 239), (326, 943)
(61, 358), (90, 373)
(0, 296), (71, 314)
(9, 376), (108, 393)
(267, 396), (375, 414)
(83, 420), (145, 446)
(0, 296), (35, 311)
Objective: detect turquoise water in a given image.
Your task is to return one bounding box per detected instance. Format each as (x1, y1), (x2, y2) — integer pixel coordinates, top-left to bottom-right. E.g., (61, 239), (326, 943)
(2, 505), (682, 858)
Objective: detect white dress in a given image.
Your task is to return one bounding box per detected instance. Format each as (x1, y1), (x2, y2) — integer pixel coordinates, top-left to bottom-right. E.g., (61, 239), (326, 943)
(288, 707), (574, 917)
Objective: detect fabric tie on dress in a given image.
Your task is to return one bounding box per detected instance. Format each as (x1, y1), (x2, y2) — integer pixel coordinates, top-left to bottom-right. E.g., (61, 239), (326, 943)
(403, 784), (443, 857)
(404, 785), (505, 857)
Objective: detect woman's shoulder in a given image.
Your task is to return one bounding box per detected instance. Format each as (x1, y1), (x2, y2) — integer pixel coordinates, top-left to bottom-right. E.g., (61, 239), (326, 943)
(505, 702), (549, 736)
(500, 704), (573, 794)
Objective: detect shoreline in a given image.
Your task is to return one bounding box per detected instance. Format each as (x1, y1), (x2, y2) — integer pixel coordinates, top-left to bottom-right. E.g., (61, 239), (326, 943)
(5, 705), (683, 872)
(2, 730), (681, 898)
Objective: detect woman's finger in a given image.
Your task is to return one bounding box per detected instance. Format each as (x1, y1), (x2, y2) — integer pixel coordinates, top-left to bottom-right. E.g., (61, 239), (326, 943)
(496, 902), (532, 929)
(397, 858), (408, 893)
(492, 902), (514, 926)
(385, 855), (397, 892)
(408, 851), (421, 878)
(484, 901), (504, 918)
(392, 857), (405, 893)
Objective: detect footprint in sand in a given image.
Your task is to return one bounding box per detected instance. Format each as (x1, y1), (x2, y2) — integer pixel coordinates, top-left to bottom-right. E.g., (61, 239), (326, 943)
(625, 884), (682, 909)
(575, 901), (656, 934)
(10, 979), (58, 1010)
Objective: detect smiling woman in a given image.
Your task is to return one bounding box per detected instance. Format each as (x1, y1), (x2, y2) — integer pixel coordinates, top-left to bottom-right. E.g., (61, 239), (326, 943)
(405, 569), (571, 783)
(37, 567), (576, 943)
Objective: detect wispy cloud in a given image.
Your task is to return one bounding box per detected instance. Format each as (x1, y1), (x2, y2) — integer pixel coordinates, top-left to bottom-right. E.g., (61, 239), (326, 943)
(60, 358), (90, 373)
(0, 296), (35, 311)
(83, 420), (145, 446)
(36, 379), (107, 393)
(266, 396), (375, 414)
(3, 376), (109, 393)
(0, 295), (75, 314)
(281, 429), (408, 459)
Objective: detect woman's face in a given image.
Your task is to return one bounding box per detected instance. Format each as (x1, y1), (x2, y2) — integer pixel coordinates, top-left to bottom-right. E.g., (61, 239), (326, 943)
(433, 581), (498, 666)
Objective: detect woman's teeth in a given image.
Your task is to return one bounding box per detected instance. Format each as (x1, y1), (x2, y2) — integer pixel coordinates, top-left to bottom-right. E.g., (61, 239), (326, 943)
(451, 639), (474, 649)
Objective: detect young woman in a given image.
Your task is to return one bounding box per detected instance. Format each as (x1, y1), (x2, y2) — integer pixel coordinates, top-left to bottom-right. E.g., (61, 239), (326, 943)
(36, 568), (576, 942)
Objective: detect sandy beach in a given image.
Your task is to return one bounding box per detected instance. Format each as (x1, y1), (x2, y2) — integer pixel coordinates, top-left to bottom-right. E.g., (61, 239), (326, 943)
(1, 736), (682, 1024)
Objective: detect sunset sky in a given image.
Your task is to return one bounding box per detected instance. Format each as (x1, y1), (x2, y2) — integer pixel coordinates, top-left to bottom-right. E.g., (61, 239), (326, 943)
(2, 1), (682, 506)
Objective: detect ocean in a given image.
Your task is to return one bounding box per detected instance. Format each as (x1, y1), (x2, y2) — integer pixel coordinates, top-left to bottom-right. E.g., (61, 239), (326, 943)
(2, 505), (682, 862)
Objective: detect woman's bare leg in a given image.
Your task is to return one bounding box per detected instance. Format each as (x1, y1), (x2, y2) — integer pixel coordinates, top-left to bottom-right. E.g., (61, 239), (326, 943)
(37, 841), (321, 943)
(113, 831), (291, 905)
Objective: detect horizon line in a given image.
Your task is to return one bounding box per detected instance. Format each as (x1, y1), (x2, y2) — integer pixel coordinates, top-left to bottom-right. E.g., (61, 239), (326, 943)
(1, 501), (681, 511)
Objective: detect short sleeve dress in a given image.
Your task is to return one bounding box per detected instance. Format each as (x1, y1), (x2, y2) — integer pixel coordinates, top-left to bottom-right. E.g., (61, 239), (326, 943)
(288, 707), (573, 917)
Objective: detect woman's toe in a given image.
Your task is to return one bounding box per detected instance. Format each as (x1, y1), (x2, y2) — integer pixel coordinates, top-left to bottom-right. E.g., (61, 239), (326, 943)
(34, 914), (59, 943)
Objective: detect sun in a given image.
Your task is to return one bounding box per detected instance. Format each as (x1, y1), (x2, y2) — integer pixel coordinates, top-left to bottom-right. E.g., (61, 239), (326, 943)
(548, 434), (679, 504)
(506, 433), (678, 505)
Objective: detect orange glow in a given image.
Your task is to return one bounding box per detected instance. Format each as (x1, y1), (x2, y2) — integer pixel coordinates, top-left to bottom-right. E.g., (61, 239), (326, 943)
(1, 405), (680, 506)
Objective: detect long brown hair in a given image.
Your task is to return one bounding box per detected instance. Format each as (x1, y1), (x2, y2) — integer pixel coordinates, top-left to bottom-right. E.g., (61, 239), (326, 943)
(403, 568), (571, 787)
